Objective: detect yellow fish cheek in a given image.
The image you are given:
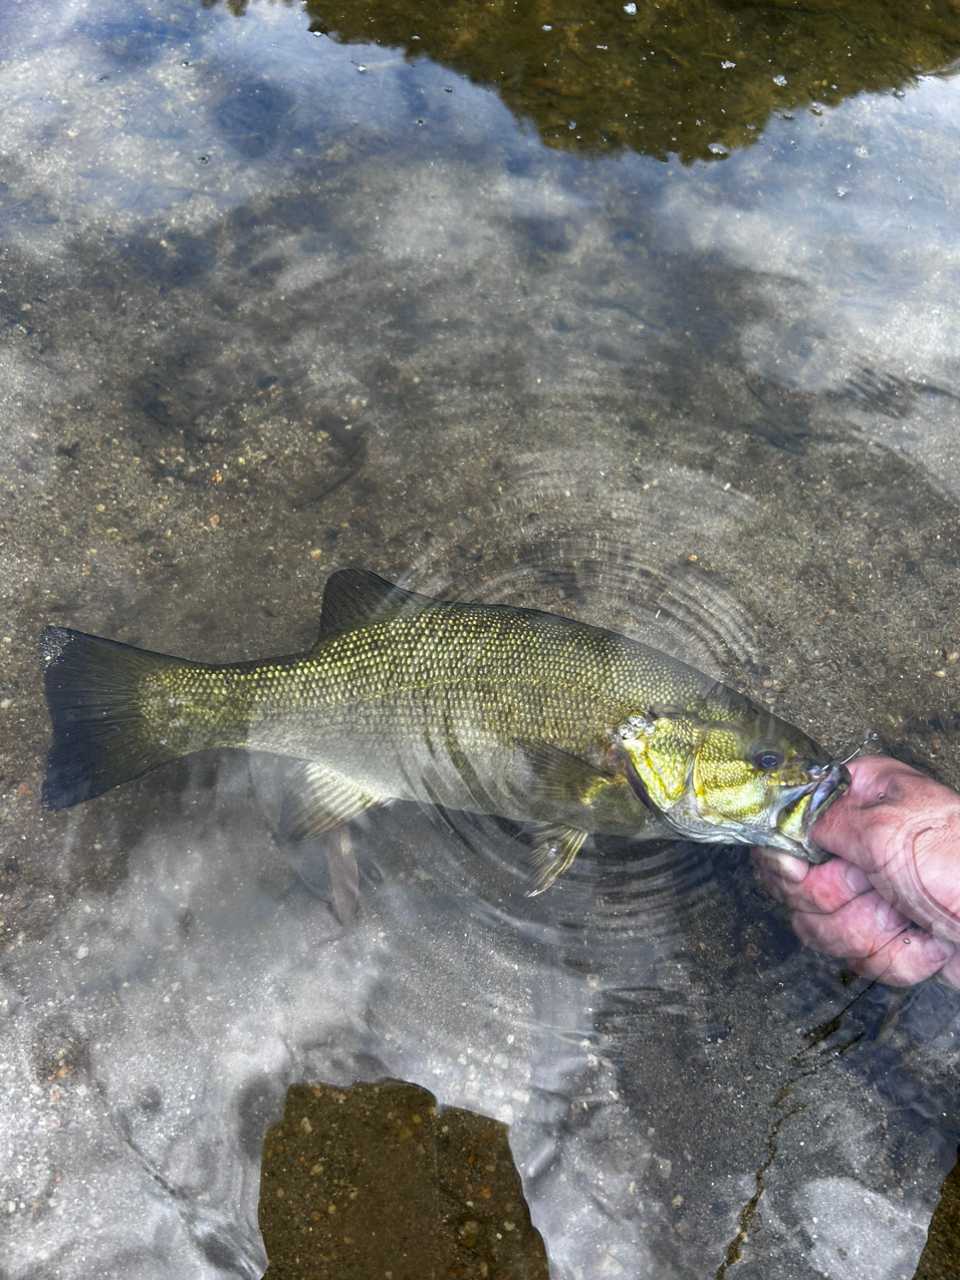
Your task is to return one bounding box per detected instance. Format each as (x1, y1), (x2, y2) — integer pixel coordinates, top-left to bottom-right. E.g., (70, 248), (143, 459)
(693, 732), (767, 826)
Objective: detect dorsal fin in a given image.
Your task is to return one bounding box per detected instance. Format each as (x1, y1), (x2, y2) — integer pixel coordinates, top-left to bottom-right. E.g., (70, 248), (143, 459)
(314, 568), (437, 645)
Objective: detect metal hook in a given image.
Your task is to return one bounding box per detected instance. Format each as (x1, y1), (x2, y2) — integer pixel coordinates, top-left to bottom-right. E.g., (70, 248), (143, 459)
(835, 730), (879, 768)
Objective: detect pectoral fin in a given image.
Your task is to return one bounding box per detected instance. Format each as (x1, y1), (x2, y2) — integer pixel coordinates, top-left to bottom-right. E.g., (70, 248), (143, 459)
(525, 823), (589, 896)
(278, 762), (384, 843)
(516, 739), (608, 806)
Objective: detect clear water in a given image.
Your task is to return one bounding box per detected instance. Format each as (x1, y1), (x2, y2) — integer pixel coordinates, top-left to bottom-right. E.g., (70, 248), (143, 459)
(2, 2), (960, 1277)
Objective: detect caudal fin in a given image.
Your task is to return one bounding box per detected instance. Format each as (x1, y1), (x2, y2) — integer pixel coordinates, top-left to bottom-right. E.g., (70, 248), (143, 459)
(40, 626), (186, 810)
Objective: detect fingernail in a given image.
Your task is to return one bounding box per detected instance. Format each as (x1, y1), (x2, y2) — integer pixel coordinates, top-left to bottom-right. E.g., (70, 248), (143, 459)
(763, 852), (808, 883)
(923, 936), (953, 964)
(844, 863), (872, 895)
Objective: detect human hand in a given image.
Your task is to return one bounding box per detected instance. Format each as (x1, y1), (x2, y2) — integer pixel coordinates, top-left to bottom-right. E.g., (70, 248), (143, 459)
(752, 755), (960, 988)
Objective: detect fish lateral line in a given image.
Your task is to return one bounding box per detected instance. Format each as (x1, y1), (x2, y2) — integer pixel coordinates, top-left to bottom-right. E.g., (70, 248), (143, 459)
(38, 568), (851, 887)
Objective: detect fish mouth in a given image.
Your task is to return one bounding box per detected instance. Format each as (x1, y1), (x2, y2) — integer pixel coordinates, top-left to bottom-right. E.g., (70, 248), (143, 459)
(805, 760), (851, 824)
(776, 759), (851, 841)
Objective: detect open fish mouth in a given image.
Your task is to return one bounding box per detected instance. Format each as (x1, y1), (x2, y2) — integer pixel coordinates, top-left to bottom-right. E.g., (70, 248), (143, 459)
(806, 760), (852, 821)
(800, 731), (878, 826)
(777, 759), (851, 837)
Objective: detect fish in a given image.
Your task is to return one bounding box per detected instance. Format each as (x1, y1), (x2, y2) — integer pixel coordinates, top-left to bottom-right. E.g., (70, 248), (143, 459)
(39, 568), (850, 893)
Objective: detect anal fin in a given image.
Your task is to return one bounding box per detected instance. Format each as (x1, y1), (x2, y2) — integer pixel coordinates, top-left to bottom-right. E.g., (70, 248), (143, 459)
(525, 823), (589, 897)
(278, 762), (384, 843)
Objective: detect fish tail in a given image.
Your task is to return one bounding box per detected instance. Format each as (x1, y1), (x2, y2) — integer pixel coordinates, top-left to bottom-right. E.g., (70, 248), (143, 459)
(40, 626), (188, 810)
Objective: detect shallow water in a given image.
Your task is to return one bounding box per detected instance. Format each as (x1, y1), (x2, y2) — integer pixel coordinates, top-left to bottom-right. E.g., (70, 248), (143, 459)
(2, 1), (960, 1277)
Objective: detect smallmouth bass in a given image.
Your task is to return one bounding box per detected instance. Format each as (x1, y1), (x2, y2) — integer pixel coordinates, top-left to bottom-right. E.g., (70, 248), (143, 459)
(40, 568), (849, 892)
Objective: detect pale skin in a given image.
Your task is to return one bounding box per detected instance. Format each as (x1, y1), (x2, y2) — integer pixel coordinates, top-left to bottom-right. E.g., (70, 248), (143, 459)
(753, 755), (960, 989)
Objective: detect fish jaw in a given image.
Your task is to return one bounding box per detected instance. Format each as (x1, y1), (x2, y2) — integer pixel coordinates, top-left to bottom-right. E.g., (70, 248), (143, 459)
(661, 761), (851, 859)
(771, 760), (851, 861)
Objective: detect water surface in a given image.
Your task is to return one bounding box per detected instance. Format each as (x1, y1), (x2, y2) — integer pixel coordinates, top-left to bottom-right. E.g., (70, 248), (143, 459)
(2, 1), (960, 1277)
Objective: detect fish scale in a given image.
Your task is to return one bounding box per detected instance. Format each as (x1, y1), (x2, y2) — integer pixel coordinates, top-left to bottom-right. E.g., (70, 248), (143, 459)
(39, 567), (850, 893)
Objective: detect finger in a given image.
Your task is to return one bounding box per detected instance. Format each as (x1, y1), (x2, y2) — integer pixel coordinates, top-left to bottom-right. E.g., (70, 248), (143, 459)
(812, 756), (960, 939)
(791, 891), (912, 959)
(810, 757), (910, 867)
(847, 930), (956, 988)
(751, 847), (808, 896)
(813, 756), (959, 872)
(906, 817), (960, 937)
(753, 849), (872, 915)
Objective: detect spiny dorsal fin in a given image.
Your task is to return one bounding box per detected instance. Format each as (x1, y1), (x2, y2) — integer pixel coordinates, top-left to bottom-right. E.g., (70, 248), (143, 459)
(314, 569), (437, 646)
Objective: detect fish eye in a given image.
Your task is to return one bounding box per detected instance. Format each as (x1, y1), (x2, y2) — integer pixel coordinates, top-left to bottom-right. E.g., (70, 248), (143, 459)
(753, 749), (783, 771)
